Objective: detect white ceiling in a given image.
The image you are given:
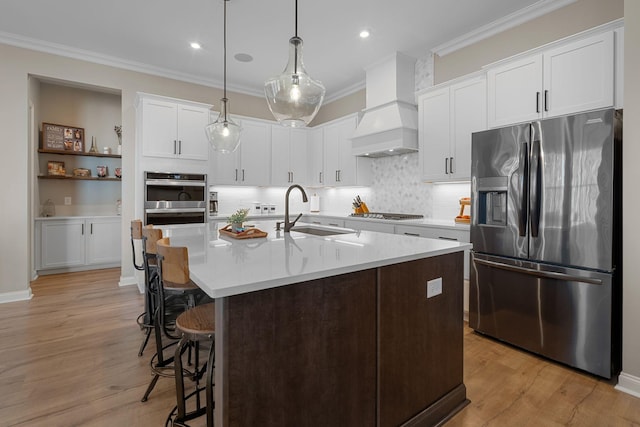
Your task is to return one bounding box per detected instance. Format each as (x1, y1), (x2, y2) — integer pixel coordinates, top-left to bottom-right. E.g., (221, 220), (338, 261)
(0, 0), (568, 101)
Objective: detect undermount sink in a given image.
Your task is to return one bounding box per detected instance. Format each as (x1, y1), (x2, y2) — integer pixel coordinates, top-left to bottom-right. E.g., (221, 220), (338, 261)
(291, 226), (354, 236)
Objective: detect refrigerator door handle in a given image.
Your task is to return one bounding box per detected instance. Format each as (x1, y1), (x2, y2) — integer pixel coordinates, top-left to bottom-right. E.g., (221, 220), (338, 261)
(530, 126), (542, 238)
(473, 257), (603, 285)
(518, 141), (529, 237)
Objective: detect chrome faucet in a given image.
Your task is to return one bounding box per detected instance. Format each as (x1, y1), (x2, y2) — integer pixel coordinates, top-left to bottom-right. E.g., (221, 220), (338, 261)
(284, 184), (308, 232)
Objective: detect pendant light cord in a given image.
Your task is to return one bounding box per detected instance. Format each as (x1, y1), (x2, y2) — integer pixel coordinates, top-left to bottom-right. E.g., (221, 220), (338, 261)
(294, 0), (298, 37)
(223, 0), (228, 121)
(293, 0), (299, 75)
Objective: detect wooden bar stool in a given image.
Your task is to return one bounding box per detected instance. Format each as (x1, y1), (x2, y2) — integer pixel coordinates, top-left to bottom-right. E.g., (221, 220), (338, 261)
(166, 302), (215, 427)
(141, 237), (210, 403)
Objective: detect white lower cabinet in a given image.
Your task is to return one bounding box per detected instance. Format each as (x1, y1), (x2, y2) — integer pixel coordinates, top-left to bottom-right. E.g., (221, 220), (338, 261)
(37, 217), (121, 272)
(86, 217), (122, 265)
(343, 219), (395, 233)
(302, 216), (345, 228)
(394, 224), (470, 281)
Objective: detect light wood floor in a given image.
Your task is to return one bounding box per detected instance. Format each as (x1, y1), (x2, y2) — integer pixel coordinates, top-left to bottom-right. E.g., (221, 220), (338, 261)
(1, 269), (638, 426)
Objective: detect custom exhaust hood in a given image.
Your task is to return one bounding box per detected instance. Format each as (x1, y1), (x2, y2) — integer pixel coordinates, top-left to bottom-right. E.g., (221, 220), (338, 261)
(351, 52), (418, 158)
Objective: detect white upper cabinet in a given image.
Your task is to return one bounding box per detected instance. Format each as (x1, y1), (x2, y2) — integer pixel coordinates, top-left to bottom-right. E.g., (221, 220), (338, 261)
(139, 95), (211, 160)
(210, 117), (271, 186)
(419, 74), (486, 182)
(271, 127), (308, 186)
(323, 115), (372, 187)
(487, 31), (614, 128)
(307, 127), (324, 187)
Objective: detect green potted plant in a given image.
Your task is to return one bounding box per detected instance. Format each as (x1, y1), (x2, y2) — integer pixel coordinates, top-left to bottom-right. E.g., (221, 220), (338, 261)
(228, 208), (249, 233)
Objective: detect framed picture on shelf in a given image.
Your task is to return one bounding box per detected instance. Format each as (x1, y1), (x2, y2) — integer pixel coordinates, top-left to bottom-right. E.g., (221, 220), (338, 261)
(47, 161), (65, 176)
(96, 165), (108, 178)
(42, 122), (84, 153)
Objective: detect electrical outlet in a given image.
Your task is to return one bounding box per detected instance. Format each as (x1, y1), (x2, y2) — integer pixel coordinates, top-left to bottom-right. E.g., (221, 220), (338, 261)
(426, 277), (443, 298)
(64, 196), (72, 205)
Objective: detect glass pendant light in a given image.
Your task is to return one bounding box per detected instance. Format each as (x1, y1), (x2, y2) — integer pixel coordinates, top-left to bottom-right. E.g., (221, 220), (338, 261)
(264, 0), (325, 127)
(206, 0), (242, 153)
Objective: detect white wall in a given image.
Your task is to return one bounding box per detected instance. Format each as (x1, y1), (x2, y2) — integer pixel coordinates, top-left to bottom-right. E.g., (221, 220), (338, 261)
(619, 0), (640, 397)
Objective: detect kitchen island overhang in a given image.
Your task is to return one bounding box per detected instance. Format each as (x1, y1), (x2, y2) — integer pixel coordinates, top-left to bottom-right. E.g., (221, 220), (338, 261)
(160, 221), (472, 426)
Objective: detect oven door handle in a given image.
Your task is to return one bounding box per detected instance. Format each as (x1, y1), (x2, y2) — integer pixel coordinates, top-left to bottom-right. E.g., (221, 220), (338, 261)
(145, 180), (206, 187)
(145, 208), (206, 213)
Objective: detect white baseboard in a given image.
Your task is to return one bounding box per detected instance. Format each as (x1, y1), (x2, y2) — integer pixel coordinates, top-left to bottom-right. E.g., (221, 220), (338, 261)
(615, 372), (640, 398)
(119, 275), (143, 293)
(0, 288), (33, 304)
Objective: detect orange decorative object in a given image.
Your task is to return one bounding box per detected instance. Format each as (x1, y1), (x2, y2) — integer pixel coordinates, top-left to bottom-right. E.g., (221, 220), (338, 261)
(455, 197), (471, 223)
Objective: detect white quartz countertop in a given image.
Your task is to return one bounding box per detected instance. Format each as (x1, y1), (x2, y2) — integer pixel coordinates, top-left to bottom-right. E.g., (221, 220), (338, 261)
(210, 212), (470, 231)
(160, 220), (471, 299)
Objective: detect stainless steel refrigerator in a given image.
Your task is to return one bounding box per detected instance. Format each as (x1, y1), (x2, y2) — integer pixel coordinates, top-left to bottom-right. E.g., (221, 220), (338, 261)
(469, 108), (622, 378)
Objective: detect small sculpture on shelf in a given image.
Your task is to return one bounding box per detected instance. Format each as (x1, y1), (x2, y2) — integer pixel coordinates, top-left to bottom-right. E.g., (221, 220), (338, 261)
(114, 125), (122, 154)
(89, 136), (98, 153)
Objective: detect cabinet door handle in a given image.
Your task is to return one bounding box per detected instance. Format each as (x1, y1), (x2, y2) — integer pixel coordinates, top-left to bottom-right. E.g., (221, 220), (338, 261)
(404, 232), (420, 237)
(438, 236), (458, 241)
(178, 140), (182, 154)
(544, 90), (549, 112)
(319, 171), (323, 183)
(291, 171), (294, 182)
(90, 223), (93, 234)
(450, 157), (454, 174)
(81, 224), (84, 235)
(536, 92), (540, 113)
(174, 140), (177, 155)
(445, 158), (449, 174)
(235, 169), (238, 181)
(328, 223), (340, 227)
(338, 170), (341, 182)
(242, 169), (245, 181)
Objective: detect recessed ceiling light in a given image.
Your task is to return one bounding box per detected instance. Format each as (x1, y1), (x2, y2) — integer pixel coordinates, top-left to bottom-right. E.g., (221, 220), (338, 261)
(234, 53), (253, 63)
(359, 29), (370, 39)
(190, 42), (202, 50)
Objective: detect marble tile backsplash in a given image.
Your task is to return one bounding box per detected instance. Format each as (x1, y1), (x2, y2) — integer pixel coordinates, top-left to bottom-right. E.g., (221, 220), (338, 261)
(369, 153), (470, 220)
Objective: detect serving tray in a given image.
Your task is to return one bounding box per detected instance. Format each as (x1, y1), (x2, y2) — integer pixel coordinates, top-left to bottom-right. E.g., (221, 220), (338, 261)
(219, 224), (268, 239)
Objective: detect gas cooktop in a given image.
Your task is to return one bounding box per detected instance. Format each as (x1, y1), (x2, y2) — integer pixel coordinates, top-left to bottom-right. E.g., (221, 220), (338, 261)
(349, 212), (424, 220)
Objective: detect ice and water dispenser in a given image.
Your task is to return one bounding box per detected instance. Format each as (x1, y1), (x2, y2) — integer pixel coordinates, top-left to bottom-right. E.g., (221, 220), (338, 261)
(475, 177), (508, 227)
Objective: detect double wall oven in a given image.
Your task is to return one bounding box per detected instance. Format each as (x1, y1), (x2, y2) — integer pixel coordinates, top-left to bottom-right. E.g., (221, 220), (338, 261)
(144, 172), (207, 225)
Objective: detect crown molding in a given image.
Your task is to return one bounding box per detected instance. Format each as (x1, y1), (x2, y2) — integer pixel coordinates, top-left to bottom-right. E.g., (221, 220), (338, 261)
(432, 0), (577, 57)
(0, 30), (268, 99)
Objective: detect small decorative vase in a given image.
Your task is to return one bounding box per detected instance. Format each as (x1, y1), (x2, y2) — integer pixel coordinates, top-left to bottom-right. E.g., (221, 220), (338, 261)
(232, 222), (243, 233)
(117, 145), (122, 155)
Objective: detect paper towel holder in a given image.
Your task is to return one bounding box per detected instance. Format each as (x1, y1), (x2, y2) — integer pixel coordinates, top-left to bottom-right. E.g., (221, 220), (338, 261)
(310, 193), (320, 212)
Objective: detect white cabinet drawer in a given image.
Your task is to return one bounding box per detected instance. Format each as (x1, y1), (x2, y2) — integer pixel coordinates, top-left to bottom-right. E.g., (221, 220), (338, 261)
(344, 219), (395, 233)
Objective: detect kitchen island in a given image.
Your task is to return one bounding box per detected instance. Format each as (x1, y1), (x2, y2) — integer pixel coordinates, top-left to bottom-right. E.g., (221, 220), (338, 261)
(162, 220), (472, 427)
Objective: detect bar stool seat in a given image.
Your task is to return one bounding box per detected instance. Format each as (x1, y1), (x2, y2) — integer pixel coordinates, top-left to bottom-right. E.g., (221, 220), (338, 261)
(166, 302), (216, 427)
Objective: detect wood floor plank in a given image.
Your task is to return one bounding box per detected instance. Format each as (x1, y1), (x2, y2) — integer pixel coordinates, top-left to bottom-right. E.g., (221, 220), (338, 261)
(0, 269), (638, 426)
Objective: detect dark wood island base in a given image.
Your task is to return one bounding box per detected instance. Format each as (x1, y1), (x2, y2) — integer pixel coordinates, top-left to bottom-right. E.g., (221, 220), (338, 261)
(214, 251), (467, 426)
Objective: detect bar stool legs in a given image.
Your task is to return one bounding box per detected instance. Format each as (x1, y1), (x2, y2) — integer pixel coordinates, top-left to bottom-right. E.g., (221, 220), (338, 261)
(165, 302), (216, 427)
(166, 336), (214, 426)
